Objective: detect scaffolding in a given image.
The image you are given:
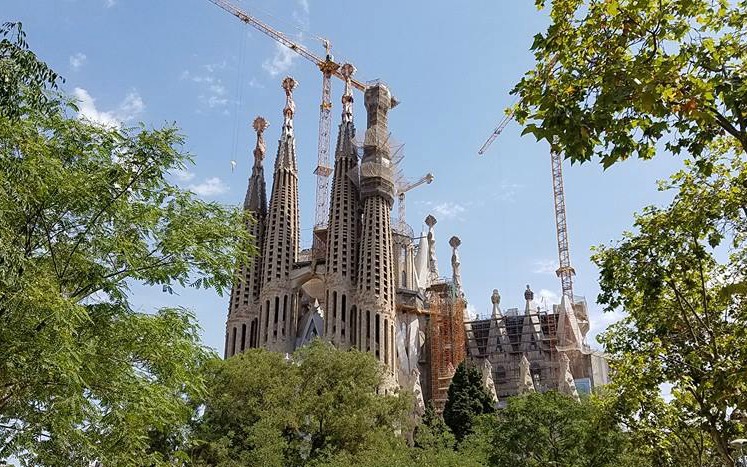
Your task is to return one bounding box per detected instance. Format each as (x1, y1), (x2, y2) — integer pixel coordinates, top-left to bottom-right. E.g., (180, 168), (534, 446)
(426, 281), (466, 411)
(464, 310), (564, 400)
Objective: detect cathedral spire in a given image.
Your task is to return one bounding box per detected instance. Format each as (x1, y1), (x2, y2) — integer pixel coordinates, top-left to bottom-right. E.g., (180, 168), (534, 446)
(259, 77), (301, 353)
(357, 83), (398, 374)
(324, 64), (361, 348)
(225, 115), (269, 358)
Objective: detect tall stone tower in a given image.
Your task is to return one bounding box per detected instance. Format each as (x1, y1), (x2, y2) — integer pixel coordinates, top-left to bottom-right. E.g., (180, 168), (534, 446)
(324, 64), (361, 349)
(225, 116), (269, 358)
(259, 77), (300, 353)
(356, 83), (397, 373)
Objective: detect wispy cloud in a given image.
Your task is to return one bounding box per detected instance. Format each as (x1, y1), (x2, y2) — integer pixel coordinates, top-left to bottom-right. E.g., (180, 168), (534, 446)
(262, 43), (298, 77)
(171, 169), (196, 182)
(105, 0), (116, 7)
(73, 87), (144, 128)
(533, 259), (557, 274)
(189, 177), (229, 197)
(69, 52), (86, 70)
(538, 288), (560, 305)
(432, 202), (466, 220)
(493, 182), (523, 203)
(181, 63), (232, 109)
(297, 0), (310, 15)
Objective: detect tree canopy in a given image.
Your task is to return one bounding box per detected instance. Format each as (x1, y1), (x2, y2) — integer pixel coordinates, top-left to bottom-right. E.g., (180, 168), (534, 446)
(463, 390), (649, 467)
(442, 362), (495, 442)
(0, 22), (253, 466)
(593, 149), (747, 466)
(513, 0), (747, 167)
(189, 341), (412, 466)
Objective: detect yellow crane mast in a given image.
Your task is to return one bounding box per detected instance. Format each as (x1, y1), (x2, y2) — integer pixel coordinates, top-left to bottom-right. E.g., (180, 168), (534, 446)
(206, 0), (369, 255)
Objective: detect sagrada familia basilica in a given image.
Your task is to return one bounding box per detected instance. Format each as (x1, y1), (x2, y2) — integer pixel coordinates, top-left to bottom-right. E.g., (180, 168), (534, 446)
(224, 75), (608, 410)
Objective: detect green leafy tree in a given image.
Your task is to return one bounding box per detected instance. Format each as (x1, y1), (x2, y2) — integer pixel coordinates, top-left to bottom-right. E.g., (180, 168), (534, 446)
(592, 151), (747, 466)
(0, 23), (253, 466)
(190, 341), (412, 466)
(465, 391), (647, 467)
(442, 362), (495, 442)
(512, 0), (747, 167)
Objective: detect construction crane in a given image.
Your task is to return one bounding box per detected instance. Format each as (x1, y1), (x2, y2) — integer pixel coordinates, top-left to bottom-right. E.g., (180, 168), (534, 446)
(206, 0), (368, 249)
(477, 57), (576, 302)
(396, 173), (435, 232)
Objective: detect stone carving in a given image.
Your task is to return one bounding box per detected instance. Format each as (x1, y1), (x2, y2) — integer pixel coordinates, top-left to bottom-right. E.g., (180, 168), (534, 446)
(519, 354), (535, 393)
(425, 215), (439, 283)
(411, 367), (425, 416)
(481, 358), (498, 403)
(491, 289), (502, 318)
(252, 116), (269, 165)
(449, 236), (463, 298)
(558, 352), (580, 401)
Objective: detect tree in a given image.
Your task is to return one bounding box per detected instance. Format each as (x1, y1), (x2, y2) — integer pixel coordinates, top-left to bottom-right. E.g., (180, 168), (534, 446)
(464, 391), (648, 467)
(442, 362), (495, 442)
(512, 0), (747, 167)
(592, 151), (747, 466)
(189, 341), (412, 466)
(0, 23), (253, 466)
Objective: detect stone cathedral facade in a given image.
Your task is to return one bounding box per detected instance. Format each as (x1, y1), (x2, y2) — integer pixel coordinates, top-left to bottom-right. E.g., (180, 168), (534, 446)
(224, 75), (607, 408)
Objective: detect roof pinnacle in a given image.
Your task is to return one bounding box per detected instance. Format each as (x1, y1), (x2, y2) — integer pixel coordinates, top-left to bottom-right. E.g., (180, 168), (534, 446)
(281, 76), (298, 135)
(252, 116), (269, 168)
(524, 284), (534, 301)
(340, 63), (356, 123)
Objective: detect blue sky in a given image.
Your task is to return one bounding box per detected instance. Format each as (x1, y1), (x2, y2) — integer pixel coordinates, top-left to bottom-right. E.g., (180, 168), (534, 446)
(7, 0), (684, 353)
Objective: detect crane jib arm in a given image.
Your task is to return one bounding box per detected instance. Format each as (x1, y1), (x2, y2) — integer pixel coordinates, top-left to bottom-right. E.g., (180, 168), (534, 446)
(207, 0), (368, 92)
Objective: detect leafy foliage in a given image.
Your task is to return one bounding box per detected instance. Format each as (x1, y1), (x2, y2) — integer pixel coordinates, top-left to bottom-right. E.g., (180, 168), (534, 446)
(464, 390), (648, 467)
(0, 22), (253, 466)
(442, 362), (495, 442)
(513, 0), (747, 167)
(189, 341), (412, 466)
(593, 151), (747, 466)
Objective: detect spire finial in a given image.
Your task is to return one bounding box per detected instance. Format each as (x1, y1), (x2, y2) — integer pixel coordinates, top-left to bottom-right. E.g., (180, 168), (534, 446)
(340, 63), (356, 123)
(425, 215), (439, 282)
(491, 289), (501, 305)
(449, 235), (463, 297)
(252, 116), (269, 167)
(524, 284), (534, 301)
(281, 76), (298, 134)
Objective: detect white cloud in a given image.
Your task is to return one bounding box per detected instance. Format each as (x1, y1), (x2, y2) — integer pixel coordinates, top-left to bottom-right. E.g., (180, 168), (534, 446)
(538, 288), (560, 309)
(298, 0), (309, 14)
(73, 87), (144, 128)
(465, 303), (478, 320)
(533, 259), (557, 274)
(189, 177), (229, 197)
(493, 182), (523, 203)
(181, 64), (232, 109)
(432, 202), (466, 220)
(263, 43), (298, 77)
(69, 52), (87, 70)
(248, 77), (264, 89)
(171, 169), (196, 182)
(105, 0), (116, 7)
